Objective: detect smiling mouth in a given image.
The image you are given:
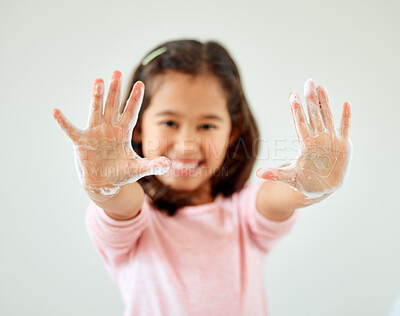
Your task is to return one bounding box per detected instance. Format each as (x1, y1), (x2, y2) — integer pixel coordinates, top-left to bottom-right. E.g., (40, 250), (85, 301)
(171, 160), (201, 169)
(169, 159), (204, 176)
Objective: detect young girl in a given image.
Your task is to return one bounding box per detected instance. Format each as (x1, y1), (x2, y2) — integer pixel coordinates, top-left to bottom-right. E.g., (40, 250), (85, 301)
(52, 39), (352, 316)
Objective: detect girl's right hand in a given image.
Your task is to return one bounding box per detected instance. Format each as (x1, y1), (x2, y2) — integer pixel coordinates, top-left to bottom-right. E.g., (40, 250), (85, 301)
(52, 71), (170, 200)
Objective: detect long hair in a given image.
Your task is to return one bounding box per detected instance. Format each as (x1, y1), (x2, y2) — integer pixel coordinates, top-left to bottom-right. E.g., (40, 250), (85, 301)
(121, 39), (260, 216)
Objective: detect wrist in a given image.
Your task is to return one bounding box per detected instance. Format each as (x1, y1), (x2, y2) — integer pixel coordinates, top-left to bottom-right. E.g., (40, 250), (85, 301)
(297, 189), (333, 206)
(103, 209), (140, 221)
(84, 185), (121, 203)
(86, 182), (144, 220)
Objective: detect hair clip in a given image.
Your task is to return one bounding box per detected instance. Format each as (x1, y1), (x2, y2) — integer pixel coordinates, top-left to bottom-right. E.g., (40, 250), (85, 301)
(141, 47), (167, 66)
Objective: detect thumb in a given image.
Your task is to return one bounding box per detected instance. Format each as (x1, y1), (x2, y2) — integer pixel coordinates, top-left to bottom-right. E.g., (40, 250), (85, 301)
(52, 108), (81, 143)
(256, 166), (297, 187)
(146, 156), (171, 175)
(128, 156), (171, 179)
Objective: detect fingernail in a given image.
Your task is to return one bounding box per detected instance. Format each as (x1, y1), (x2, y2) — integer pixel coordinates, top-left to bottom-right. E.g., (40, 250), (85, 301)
(304, 79), (316, 97)
(150, 157), (171, 175)
(133, 84), (143, 99)
(305, 78), (315, 88)
(133, 86), (140, 99)
(289, 92), (299, 104)
(257, 168), (278, 180)
(95, 82), (103, 95)
(256, 168), (264, 177)
(110, 78), (120, 89)
(344, 102), (351, 117)
(111, 70), (122, 79)
(152, 156), (170, 168)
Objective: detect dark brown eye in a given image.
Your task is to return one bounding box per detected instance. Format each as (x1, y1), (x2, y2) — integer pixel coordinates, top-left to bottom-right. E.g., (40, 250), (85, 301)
(162, 121), (178, 128)
(199, 124), (215, 130)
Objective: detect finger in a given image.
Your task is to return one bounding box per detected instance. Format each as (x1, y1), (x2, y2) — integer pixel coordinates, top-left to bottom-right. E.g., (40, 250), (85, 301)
(118, 81), (145, 132)
(128, 156), (171, 178)
(256, 166), (297, 187)
(52, 108), (82, 143)
(87, 79), (104, 128)
(316, 84), (334, 132)
(289, 92), (311, 142)
(104, 71), (122, 123)
(304, 79), (324, 132)
(340, 101), (351, 139)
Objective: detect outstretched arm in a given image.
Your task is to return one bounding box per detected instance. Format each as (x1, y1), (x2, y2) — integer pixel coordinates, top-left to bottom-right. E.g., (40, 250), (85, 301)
(52, 71), (170, 220)
(256, 79), (352, 221)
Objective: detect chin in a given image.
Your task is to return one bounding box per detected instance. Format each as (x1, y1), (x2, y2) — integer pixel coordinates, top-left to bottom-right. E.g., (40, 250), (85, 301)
(156, 175), (208, 193)
(167, 180), (202, 193)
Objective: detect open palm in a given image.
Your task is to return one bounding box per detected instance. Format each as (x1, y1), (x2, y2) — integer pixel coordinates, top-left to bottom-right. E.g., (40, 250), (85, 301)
(52, 71), (170, 196)
(257, 79), (352, 199)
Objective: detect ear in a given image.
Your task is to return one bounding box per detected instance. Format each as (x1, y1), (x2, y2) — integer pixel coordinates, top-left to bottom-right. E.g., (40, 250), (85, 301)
(229, 127), (241, 146)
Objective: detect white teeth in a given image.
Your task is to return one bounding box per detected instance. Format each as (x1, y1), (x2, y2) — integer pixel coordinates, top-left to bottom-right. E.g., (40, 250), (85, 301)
(171, 160), (199, 170)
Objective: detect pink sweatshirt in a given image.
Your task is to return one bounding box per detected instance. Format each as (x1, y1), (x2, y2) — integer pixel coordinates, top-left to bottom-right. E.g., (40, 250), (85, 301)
(85, 181), (299, 316)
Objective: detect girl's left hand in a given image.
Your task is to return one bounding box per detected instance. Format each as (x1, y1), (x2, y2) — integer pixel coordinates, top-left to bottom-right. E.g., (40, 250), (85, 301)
(256, 79), (352, 201)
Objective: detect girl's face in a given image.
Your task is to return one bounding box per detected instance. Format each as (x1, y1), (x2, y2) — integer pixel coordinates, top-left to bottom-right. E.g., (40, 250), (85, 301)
(138, 71), (233, 197)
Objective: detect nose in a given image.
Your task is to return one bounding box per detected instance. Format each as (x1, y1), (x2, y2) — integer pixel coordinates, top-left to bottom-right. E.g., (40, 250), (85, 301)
(173, 125), (201, 156)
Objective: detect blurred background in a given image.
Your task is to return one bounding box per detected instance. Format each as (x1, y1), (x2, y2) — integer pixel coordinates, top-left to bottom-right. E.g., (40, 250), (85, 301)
(1, 0), (399, 315)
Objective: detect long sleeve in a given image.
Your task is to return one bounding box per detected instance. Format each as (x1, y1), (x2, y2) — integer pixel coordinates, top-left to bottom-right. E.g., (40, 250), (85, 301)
(85, 201), (150, 269)
(239, 181), (299, 254)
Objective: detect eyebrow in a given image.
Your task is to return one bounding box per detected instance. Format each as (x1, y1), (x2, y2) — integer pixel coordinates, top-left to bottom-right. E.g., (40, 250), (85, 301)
(155, 110), (224, 121)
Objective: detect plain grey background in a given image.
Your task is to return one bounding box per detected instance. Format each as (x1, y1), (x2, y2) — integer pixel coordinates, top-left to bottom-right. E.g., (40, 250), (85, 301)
(1, 0), (399, 315)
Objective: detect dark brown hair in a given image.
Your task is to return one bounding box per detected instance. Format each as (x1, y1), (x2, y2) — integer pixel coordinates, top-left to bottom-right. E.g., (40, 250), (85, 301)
(122, 39), (260, 216)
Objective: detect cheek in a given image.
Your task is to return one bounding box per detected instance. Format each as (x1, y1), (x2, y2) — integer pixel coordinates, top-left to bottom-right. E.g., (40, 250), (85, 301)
(203, 134), (230, 164)
(142, 129), (169, 159)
